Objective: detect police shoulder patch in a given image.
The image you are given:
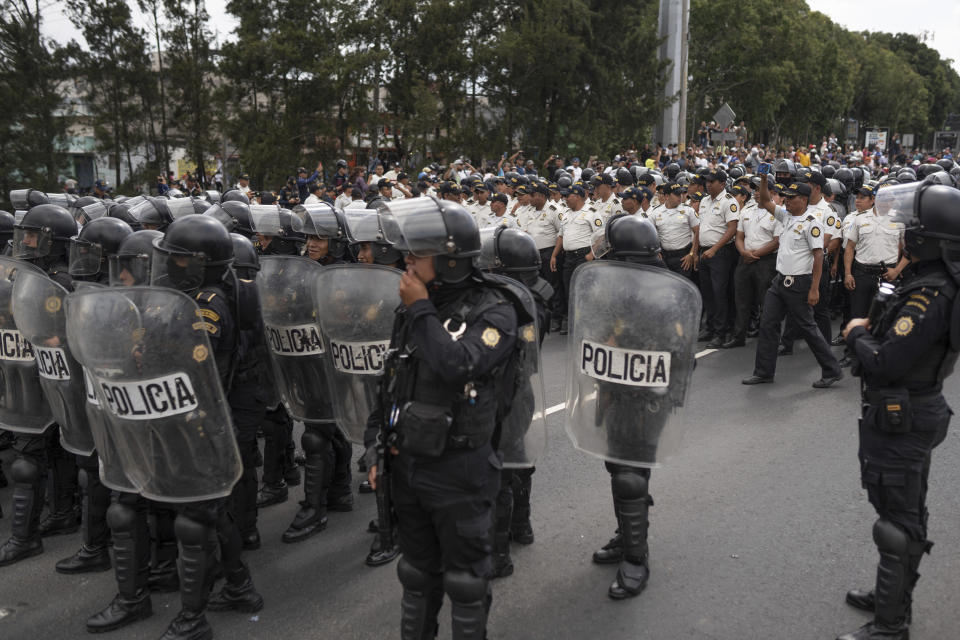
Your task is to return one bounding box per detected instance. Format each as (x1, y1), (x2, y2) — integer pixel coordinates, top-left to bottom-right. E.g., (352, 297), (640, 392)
(729, 203), (738, 212)
(522, 324), (536, 343)
(811, 226), (821, 237)
(594, 218), (603, 227)
(893, 316), (915, 337)
(826, 216), (835, 226)
(192, 344), (208, 362)
(481, 327), (501, 348)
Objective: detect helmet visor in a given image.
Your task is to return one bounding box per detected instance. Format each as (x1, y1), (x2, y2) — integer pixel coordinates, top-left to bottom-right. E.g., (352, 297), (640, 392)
(249, 205), (283, 236)
(150, 245), (205, 292)
(378, 198), (450, 257)
(108, 254), (151, 287)
(291, 204), (341, 239)
(474, 226), (499, 270)
(74, 201), (108, 225)
(875, 182), (921, 229)
(590, 228), (612, 259)
(68, 238), (103, 276)
(342, 209), (386, 244)
(204, 204), (236, 232)
(9, 189), (30, 210)
(167, 198), (196, 220)
(12, 227), (53, 259)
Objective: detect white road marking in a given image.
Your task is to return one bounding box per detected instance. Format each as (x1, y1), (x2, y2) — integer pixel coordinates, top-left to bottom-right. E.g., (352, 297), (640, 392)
(542, 348), (718, 416)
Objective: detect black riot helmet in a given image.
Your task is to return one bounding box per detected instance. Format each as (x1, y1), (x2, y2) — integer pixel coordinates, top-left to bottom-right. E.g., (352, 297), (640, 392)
(475, 226), (540, 287)
(9, 189), (50, 211)
(340, 201), (403, 267)
(878, 182), (960, 265)
(108, 230), (163, 286)
(250, 205), (303, 255)
(773, 158), (797, 182)
(915, 163), (943, 179)
(923, 171), (957, 188)
(128, 196), (174, 231)
(13, 204), (78, 262)
(151, 215), (234, 292)
(835, 167), (855, 193)
(192, 198), (212, 214)
(291, 202), (348, 260)
(221, 189), (250, 205)
(616, 167), (635, 186)
(556, 175), (573, 189)
(728, 165), (744, 179)
(213, 201), (255, 238)
(69, 216), (134, 278)
(0, 211), (14, 251)
(821, 165), (837, 179)
(379, 196), (480, 283)
(230, 233), (260, 280)
(665, 162), (681, 180)
(71, 195), (108, 225)
(106, 202), (142, 231)
(592, 214), (660, 264)
(580, 167), (596, 182)
(934, 158), (955, 172)
(896, 167), (917, 183)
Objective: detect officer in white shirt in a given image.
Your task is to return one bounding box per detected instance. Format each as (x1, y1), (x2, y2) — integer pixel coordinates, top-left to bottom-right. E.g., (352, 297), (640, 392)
(726, 184), (780, 347)
(649, 182), (700, 280)
(303, 181), (324, 204)
(743, 179), (842, 388)
(552, 183), (603, 334)
(470, 183), (493, 222)
(843, 184), (907, 318)
(697, 169), (740, 348)
(482, 193), (518, 229)
(593, 173), (623, 221)
(517, 182), (563, 323)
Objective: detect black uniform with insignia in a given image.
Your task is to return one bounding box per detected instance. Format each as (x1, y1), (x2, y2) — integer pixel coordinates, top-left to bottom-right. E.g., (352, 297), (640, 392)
(0, 204), (80, 567)
(589, 214), (663, 599)
(150, 216), (263, 640)
(365, 199), (520, 639)
(837, 184), (960, 640)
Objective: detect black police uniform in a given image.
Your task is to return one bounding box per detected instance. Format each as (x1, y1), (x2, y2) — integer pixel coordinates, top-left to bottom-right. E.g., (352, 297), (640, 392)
(839, 259), (956, 639)
(367, 274), (517, 639)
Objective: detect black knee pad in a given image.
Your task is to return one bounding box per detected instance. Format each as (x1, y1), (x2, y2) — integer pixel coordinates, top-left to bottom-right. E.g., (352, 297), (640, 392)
(302, 427), (331, 454)
(611, 469), (649, 501)
(175, 513), (212, 545)
(443, 569), (487, 604)
(107, 501), (138, 532)
(397, 557), (438, 590)
(11, 457), (39, 484)
(873, 519), (910, 554)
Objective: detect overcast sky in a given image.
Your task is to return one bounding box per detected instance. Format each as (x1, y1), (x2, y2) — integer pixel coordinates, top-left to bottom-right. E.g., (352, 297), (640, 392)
(42, 0), (959, 75)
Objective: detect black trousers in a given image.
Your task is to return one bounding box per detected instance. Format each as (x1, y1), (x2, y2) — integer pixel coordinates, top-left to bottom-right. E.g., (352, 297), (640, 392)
(391, 444), (501, 577)
(849, 262), (887, 319)
(858, 394), (951, 542)
(562, 249), (589, 318)
(782, 256), (832, 346)
(662, 245), (697, 283)
(731, 254), (777, 340)
(261, 405), (294, 485)
(753, 275), (841, 379)
(539, 247), (563, 319)
(698, 244), (737, 336)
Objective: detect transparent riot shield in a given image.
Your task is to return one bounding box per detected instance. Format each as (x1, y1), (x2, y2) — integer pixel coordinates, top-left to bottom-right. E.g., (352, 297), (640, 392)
(0, 256), (54, 434)
(256, 255), (335, 423)
(487, 274), (546, 468)
(65, 286), (241, 502)
(314, 263), (401, 443)
(12, 268), (95, 454)
(564, 262), (701, 468)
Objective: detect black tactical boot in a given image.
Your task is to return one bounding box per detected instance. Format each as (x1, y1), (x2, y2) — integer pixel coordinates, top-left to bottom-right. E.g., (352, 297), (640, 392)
(38, 504), (81, 537)
(208, 563), (264, 613)
(256, 481), (288, 508)
(836, 520), (922, 640)
(57, 467), (112, 573)
(40, 449), (80, 537)
(87, 499), (153, 633)
(592, 532), (622, 564)
(158, 609), (212, 640)
(282, 430), (329, 543)
(846, 588), (875, 613)
(56, 543), (111, 574)
(160, 516), (213, 640)
(607, 471), (651, 600)
(491, 532), (514, 579)
(0, 477), (44, 567)
(148, 550), (180, 593)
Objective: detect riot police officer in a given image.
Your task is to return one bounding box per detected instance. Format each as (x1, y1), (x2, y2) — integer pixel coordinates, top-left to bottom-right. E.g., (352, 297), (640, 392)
(588, 214), (665, 599)
(837, 183), (960, 640)
(0, 204), (80, 567)
(151, 216), (263, 640)
(366, 197), (521, 639)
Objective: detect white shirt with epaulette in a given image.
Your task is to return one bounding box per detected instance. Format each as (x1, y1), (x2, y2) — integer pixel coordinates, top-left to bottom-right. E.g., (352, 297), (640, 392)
(651, 205), (699, 251)
(845, 207), (902, 265)
(699, 192), (740, 247)
(478, 212), (518, 229)
(517, 204), (562, 250)
(773, 207), (825, 275)
(807, 197), (842, 239)
(737, 201), (781, 252)
(594, 195), (623, 222)
(561, 204), (604, 251)
(471, 201), (492, 223)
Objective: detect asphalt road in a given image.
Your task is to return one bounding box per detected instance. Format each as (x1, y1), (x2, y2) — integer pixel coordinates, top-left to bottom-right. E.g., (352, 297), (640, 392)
(1, 325), (958, 640)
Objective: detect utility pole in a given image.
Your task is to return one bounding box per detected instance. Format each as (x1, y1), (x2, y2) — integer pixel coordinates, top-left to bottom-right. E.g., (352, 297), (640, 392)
(654, 0), (690, 151)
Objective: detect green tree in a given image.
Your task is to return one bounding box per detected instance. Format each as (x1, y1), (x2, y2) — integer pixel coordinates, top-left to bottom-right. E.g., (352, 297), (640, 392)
(0, 0), (70, 205)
